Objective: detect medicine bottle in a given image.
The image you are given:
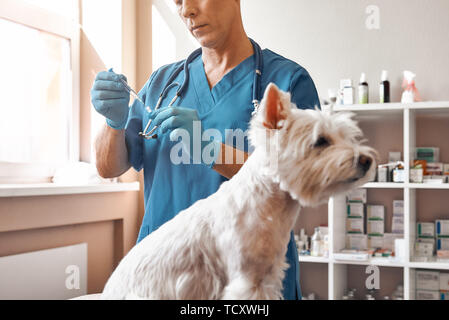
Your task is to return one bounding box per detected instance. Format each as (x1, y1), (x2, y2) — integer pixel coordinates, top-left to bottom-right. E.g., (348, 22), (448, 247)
(380, 70), (390, 103)
(358, 73), (369, 104)
(311, 227), (322, 257)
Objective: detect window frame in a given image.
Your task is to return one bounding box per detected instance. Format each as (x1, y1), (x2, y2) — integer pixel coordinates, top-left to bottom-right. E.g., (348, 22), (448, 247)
(0, 0), (80, 169)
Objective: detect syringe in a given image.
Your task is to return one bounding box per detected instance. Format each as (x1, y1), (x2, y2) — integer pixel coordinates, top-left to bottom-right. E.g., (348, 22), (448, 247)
(119, 78), (152, 112)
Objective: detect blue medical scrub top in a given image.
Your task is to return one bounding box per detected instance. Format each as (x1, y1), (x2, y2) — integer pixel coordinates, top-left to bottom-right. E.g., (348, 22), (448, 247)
(125, 47), (320, 300)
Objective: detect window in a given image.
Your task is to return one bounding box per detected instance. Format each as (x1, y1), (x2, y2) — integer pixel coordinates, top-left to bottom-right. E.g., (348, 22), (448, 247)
(21, 0), (77, 19)
(0, 0), (79, 182)
(0, 18), (71, 163)
(81, 0), (123, 163)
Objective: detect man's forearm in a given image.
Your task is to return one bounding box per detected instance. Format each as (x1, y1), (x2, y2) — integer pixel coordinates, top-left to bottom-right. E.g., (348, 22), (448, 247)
(212, 143), (249, 179)
(95, 124), (131, 178)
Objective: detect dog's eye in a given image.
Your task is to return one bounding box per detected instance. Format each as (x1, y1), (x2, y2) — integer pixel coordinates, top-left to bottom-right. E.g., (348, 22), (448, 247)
(314, 136), (330, 148)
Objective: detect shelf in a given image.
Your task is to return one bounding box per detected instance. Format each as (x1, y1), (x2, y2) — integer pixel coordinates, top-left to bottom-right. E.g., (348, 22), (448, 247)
(408, 101), (449, 111)
(360, 183), (449, 189)
(407, 183), (449, 190)
(408, 261), (449, 271)
(333, 103), (404, 113)
(0, 182), (140, 197)
(333, 101), (449, 120)
(299, 255), (405, 268)
(298, 255), (330, 264)
(334, 101), (449, 112)
(362, 182), (405, 189)
(299, 256), (449, 270)
(333, 257), (405, 268)
(300, 100), (449, 299)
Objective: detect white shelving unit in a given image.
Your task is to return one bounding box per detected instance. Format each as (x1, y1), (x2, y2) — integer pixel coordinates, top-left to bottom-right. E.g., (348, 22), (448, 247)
(299, 101), (449, 300)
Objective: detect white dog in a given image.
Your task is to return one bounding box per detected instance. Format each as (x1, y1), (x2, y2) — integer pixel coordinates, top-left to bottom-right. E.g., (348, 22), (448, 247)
(101, 83), (377, 300)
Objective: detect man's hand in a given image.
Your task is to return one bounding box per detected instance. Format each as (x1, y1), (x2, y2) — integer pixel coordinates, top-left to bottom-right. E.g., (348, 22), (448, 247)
(91, 69), (130, 130)
(149, 107), (221, 167)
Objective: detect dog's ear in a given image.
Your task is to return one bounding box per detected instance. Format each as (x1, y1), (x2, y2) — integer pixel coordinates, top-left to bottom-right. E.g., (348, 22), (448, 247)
(261, 83), (290, 130)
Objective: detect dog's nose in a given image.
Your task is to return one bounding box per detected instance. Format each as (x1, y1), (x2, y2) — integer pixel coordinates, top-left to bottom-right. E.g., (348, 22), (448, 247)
(358, 155), (372, 174)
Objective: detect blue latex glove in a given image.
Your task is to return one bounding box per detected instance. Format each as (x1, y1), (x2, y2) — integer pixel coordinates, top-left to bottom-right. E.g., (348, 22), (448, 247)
(149, 107), (221, 167)
(91, 68), (130, 130)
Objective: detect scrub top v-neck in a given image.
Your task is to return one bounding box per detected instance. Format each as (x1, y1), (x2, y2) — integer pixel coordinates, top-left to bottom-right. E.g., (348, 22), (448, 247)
(125, 47), (321, 300)
(190, 51), (257, 114)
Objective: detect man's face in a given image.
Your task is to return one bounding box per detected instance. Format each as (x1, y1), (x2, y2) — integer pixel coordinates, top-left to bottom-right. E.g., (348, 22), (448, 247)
(174, 0), (240, 48)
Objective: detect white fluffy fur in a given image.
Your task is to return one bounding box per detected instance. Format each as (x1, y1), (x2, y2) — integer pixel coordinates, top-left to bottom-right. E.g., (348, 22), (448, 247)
(101, 83), (377, 300)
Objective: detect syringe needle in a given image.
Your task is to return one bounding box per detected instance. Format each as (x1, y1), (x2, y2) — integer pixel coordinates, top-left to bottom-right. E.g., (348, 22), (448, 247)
(130, 90), (145, 105)
(119, 78), (147, 109)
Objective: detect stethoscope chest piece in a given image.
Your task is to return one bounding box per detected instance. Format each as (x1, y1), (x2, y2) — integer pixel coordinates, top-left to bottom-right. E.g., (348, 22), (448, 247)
(251, 101), (260, 116)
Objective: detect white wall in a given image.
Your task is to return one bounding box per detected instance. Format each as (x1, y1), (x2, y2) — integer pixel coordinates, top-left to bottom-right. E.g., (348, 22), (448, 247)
(151, 0), (197, 70)
(241, 0), (449, 103)
(151, 0), (449, 103)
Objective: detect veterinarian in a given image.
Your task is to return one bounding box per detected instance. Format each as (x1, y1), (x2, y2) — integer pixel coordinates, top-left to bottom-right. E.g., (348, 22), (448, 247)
(91, 0), (319, 300)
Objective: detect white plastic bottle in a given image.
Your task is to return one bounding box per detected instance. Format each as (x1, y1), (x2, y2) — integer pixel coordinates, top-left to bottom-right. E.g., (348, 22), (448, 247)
(311, 227), (322, 257)
(342, 79), (354, 105)
(401, 71), (416, 103)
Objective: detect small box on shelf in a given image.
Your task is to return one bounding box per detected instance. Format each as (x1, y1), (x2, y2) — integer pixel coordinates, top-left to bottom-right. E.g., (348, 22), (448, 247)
(393, 200), (404, 215)
(367, 205), (385, 237)
(411, 158), (449, 185)
(415, 241), (435, 258)
(367, 220), (384, 235)
(415, 270), (449, 300)
(415, 147), (440, 163)
(367, 205), (385, 220)
(410, 168), (424, 183)
(368, 235), (383, 248)
(436, 220), (449, 236)
(384, 233), (403, 251)
(416, 290), (440, 300)
(417, 222), (435, 237)
(437, 250), (449, 260)
(345, 234), (368, 251)
(416, 270), (439, 291)
(392, 217), (404, 234)
(392, 200), (404, 234)
(347, 218), (364, 234)
(437, 237), (449, 251)
(347, 202), (364, 218)
(441, 292), (449, 300)
(346, 188), (367, 203)
(412, 220), (449, 261)
(440, 273), (449, 291)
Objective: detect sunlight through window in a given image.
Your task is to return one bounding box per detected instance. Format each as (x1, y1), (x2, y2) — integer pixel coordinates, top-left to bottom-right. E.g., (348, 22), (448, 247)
(22, 0), (76, 19)
(0, 18), (71, 164)
(152, 5), (176, 71)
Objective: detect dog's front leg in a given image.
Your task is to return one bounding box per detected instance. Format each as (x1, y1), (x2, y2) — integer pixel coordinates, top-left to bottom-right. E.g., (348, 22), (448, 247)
(222, 278), (255, 300)
(222, 277), (278, 300)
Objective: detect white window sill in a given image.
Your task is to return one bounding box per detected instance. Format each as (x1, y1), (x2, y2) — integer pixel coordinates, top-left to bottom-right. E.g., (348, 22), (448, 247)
(0, 182), (140, 198)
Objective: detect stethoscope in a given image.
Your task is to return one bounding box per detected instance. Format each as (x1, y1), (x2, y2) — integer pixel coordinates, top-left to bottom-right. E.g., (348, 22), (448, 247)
(139, 38), (264, 140)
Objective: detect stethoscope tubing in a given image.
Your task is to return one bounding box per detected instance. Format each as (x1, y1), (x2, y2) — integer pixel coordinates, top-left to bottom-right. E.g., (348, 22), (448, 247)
(139, 39), (263, 139)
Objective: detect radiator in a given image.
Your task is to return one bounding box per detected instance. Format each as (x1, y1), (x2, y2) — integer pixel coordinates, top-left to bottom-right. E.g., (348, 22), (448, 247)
(0, 243), (87, 300)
